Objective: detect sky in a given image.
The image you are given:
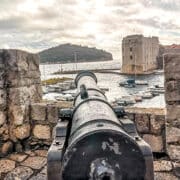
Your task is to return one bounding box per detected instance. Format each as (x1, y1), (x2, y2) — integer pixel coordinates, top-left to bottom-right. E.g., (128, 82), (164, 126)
(0, 0), (180, 59)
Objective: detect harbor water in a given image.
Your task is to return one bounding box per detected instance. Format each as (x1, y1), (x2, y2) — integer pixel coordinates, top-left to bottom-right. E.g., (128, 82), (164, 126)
(40, 60), (165, 108)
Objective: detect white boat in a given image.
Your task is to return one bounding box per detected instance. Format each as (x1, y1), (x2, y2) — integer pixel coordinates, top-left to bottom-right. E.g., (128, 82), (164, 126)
(142, 92), (153, 99)
(135, 80), (148, 85)
(148, 85), (165, 94)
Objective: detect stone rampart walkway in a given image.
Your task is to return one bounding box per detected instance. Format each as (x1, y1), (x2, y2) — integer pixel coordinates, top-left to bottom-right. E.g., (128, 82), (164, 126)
(0, 148), (178, 180)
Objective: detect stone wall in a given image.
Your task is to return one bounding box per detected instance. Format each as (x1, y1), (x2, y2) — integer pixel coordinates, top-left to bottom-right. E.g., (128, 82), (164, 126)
(0, 49), (42, 157)
(125, 107), (166, 152)
(164, 54), (180, 178)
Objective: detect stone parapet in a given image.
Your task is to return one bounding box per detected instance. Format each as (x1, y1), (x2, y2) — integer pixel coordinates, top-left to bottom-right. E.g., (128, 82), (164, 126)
(164, 53), (180, 179)
(0, 49), (42, 157)
(125, 107), (166, 152)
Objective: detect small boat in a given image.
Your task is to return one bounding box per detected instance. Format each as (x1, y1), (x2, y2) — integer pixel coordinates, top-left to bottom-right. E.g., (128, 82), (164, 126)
(115, 96), (136, 106)
(135, 80), (148, 85)
(142, 92), (153, 99)
(148, 85), (165, 94)
(119, 79), (148, 87)
(119, 79), (136, 88)
(134, 95), (143, 102)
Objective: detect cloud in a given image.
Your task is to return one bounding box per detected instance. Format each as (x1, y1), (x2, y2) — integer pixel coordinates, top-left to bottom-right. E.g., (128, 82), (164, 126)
(0, 0), (179, 59)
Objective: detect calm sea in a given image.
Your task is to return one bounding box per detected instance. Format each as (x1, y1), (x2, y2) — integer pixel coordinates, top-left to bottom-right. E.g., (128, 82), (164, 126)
(40, 60), (165, 108)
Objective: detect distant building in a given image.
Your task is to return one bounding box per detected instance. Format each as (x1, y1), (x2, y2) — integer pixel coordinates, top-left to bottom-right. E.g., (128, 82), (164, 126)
(122, 35), (159, 74)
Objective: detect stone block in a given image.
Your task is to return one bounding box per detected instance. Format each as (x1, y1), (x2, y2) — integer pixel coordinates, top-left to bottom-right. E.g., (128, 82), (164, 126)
(16, 50), (29, 72)
(27, 54), (40, 71)
(1, 141), (13, 156)
(9, 105), (29, 125)
(29, 84), (42, 102)
(166, 104), (180, 120)
(154, 160), (172, 172)
(33, 125), (51, 139)
(154, 172), (178, 180)
(166, 126), (180, 144)
(34, 150), (48, 157)
(47, 105), (58, 123)
(167, 145), (180, 160)
(135, 114), (150, 133)
(0, 159), (15, 174)
(165, 80), (180, 102)
(0, 89), (6, 107)
(14, 124), (30, 140)
(173, 161), (180, 178)
(6, 77), (40, 88)
(164, 54), (180, 74)
(0, 124), (9, 141)
(4, 166), (33, 180)
(4, 50), (18, 71)
(165, 71), (180, 81)
(8, 87), (30, 106)
(21, 156), (46, 170)
(0, 111), (6, 126)
(150, 115), (165, 134)
(9, 153), (27, 162)
(143, 134), (163, 152)
(31, 103), (46, 121)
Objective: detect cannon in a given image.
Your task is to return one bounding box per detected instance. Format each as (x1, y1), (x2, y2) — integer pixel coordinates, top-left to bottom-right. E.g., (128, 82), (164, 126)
(47, 71), (154, 180)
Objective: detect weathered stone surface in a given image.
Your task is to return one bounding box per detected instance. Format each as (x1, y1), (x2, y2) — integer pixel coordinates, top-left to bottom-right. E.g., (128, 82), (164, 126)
(167, 145), (180, 160)
(4, 166), (33, 180)
(164, 54), (180, 74)
(27, 53), (40, 71)
(47, 105), (58, 123)
(0, 124), (9, 140)
(14, 124), (30, 140)
(21, 156), (46, 170)
(25, 150), (36, 156)
(0, 111), (6, 126)
(35, 150), (48, 157)
(166, 104), (180, 121)
(8, 87), (31, 105)
(15, 143), (23, 153)
(0, 89), (6, 106)
(154, 172), (178, 180)
(1, 141), (13, 156)
(166, 126), (180, 144)
(31, 103), (46, 121)
(143, 134), (163, 152)
(165, 80), (180, 102)
(154, 160), (172, 172)
(9, 105), (29, 125)
(30, 173), (47, 180)
(9, 153), (28, 162)
(0, 159), (15, 173)
(135, 114), (150, 133)
(33, 125), (51, 139)
(173, 161), (180, 177)
(150, 115), (165, 134)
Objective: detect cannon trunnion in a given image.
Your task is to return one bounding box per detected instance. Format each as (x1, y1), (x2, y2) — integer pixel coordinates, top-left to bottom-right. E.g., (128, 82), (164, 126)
(47, 71), (154, 180)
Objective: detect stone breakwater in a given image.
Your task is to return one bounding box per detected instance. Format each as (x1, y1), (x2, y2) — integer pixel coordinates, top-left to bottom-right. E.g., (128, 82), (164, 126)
(0, 49), (179, 179)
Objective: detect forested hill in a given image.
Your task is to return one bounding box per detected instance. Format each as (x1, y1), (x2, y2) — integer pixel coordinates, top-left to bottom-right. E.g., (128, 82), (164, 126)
(38, 44), (113, 63)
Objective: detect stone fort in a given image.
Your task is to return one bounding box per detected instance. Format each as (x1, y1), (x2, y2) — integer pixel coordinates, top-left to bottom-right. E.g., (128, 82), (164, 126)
(122, 35), (159, 74)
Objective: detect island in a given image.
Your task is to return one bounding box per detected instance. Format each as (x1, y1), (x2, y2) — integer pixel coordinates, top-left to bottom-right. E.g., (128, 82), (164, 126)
(38, 43), (113, 64)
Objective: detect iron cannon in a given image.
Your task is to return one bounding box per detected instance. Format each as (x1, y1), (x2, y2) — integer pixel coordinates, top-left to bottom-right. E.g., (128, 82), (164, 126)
(47, 71), (154, 180)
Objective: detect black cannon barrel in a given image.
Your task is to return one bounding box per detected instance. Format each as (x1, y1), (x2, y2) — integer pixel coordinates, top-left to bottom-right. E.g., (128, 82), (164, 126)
(61, 71), (153, 180)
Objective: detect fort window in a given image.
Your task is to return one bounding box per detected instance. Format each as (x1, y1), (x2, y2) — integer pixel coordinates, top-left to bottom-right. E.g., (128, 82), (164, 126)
(130, 55), (133, 60)
(130, 47), (132, 51)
